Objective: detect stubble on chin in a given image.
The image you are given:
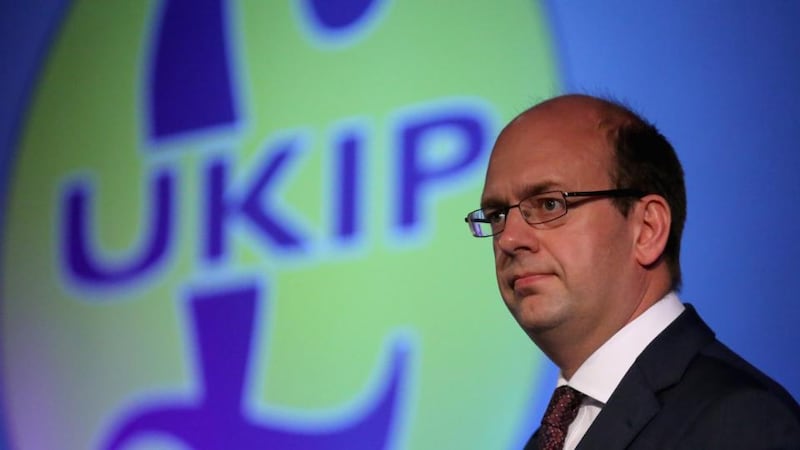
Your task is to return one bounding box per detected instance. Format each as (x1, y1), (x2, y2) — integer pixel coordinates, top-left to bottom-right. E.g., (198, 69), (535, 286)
(508, 290), (569, 336)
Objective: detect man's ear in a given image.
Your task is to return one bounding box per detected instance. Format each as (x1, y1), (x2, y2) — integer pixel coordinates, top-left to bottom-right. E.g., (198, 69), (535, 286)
(634, 195), (671, 267)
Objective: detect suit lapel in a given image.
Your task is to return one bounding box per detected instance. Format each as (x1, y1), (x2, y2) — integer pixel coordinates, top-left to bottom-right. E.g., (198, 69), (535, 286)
(574, 364), (659, 449)
(574, 305), (715, 449)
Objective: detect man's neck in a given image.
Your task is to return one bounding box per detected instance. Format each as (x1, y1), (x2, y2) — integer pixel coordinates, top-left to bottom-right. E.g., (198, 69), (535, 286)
(536, 280), (673, 379)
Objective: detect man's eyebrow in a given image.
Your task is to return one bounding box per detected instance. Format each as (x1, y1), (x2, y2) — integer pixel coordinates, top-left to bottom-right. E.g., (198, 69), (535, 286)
(521, 181), (561, 198)
(479, 196), (505, 210)
(480, 181), (561, 208)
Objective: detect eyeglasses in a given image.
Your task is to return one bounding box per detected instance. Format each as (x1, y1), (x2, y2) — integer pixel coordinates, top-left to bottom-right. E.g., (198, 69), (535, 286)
(464, 189), (645, 237)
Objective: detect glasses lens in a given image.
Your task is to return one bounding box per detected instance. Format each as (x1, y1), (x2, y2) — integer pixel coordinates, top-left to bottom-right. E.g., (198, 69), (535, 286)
(466, 210), (494, 237)
(521, 192), (567, 224)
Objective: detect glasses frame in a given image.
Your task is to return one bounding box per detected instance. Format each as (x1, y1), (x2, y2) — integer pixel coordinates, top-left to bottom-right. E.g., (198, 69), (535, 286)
(464, 188), (646, 238)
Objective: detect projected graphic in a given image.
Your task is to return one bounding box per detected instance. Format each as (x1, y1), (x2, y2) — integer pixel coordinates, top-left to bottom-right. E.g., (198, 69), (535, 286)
(1, 1), (558, 449)
(4, 1), (800, 449)
(103, 283), (410, 449)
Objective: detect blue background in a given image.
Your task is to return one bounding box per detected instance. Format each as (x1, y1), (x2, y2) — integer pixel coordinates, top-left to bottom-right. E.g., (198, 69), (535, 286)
(2, 1), (799, 448)
(542, 0), (800, 396)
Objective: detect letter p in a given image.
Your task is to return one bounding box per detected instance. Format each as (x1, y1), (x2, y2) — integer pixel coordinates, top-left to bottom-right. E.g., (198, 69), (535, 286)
(396, 101), (492, 232)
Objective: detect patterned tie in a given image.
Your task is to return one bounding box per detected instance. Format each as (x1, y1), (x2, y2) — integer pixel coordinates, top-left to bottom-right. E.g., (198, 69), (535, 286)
(537, 385), (585, 450)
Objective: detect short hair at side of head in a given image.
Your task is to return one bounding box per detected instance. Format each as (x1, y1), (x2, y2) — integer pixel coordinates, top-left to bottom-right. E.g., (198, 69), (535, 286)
(602, 100), (687, 291)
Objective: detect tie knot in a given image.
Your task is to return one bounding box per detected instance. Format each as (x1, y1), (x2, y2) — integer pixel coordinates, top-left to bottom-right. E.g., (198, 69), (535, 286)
(536, 386), (585, 449)
(541, 385), (585, 428)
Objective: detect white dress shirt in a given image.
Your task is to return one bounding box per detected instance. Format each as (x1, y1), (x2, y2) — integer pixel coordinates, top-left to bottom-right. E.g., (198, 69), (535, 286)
(557, 292), (685, 450)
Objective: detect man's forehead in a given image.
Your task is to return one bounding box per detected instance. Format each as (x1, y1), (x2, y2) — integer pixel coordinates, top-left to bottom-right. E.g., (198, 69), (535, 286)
(489, 115), (614, 168)
(481, 102), (617, 203)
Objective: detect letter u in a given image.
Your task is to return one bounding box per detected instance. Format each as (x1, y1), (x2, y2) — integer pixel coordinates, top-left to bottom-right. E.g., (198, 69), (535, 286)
(60, 168), (174, 288)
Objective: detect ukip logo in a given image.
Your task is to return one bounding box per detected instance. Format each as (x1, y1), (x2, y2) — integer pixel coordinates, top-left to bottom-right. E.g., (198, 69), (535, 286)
(66, 1), (413, 448)
(2, 0), (558, 448)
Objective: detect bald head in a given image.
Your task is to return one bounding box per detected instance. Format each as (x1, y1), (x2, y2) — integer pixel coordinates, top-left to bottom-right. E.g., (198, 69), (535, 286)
(517, 93), (634, 120)
(506, 94), (638, 153)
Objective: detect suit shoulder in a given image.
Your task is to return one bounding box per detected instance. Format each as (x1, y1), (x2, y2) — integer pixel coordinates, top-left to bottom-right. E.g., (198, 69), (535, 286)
(651, 342), (800, 448)
(688, 340), (798, 410)
(673, 340), (800, 423)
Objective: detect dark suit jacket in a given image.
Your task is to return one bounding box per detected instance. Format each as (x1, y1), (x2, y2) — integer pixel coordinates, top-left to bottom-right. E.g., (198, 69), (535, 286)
(524, 305), (800, 449)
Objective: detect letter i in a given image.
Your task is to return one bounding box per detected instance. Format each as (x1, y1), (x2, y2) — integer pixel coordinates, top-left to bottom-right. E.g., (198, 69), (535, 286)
(333, 129), (361, 241)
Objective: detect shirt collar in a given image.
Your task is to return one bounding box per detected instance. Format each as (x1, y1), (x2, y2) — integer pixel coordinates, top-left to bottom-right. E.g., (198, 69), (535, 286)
(557, 292), (685, 404)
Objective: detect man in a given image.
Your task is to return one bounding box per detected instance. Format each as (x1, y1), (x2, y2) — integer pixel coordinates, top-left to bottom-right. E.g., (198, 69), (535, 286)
(465, 94), (800, 449)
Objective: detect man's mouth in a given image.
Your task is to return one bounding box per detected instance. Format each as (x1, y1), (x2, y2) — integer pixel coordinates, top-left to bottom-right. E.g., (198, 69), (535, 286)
(510, 272), (554, 291)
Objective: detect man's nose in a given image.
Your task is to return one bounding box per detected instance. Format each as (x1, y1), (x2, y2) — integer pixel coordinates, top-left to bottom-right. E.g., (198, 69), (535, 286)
(495, 207), (539, 253)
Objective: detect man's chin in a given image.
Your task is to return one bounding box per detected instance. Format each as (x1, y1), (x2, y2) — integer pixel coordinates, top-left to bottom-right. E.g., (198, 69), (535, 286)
(511, 294), (565, 333)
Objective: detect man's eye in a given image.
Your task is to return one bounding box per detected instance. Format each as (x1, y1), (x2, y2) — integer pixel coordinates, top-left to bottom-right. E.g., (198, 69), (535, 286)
(536, 197), (565, 212)
(485, 210), (506, 223)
